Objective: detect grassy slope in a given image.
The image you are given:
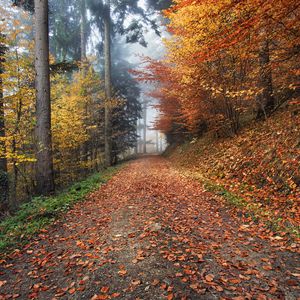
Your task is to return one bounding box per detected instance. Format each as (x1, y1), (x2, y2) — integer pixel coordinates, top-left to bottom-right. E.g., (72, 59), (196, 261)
(0, 166), (121, 253)
(168, 108), (300, 237)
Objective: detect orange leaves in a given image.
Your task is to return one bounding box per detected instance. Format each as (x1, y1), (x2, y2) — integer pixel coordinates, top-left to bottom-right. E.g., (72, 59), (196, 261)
(91, 295), (109, 300)
(132, 0), (299, 143)
(0, 280), (7, 287)
(204, 274), (214, 282)
(167, 293), (174, 300)
(68, 287), (76, 295)
(76, 240), (88, 250)
(117, 265), (127, 276)
(135, 249), (146, 261)
(169, 108), (300, 234)
(100, 286), (110, 293)
(91, 285), (119, 299)
(1, 157), (299, 300)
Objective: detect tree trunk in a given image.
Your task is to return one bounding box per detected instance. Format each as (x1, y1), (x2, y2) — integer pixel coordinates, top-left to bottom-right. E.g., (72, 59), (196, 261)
(134, 121), (138, 155)
(256, 39), (275, 119)
(34, 0), (55, 195)
(80, 0), (88, 171)
(156, 131), (159, 153)
(160, 134), (163, 152)
(104, 0), (112, 167)
(0, 52), (9, 211)
(138, 118), (141, 153)
(143, 101), (147, 154)
(80, 0), (87, 61)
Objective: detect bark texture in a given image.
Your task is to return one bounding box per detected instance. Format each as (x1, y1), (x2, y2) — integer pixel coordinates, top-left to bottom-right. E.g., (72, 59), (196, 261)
(34, 0), (55, 195)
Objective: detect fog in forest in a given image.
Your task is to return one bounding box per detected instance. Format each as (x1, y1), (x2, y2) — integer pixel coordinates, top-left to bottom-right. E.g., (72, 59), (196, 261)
(1, 0), (168, 156)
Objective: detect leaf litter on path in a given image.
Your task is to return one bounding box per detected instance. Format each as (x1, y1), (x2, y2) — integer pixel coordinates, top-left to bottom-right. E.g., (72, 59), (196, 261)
(0, 157), (299, 299)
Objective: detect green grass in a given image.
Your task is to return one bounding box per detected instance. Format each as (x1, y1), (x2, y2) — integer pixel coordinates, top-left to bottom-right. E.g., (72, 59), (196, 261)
(203, 181), (248, 208)
(0, 166), (121, 253)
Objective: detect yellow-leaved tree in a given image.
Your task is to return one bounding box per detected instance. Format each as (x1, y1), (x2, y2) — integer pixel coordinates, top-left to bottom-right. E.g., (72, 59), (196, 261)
(51, 66), (105, 185)
(0, 8), (36, 208)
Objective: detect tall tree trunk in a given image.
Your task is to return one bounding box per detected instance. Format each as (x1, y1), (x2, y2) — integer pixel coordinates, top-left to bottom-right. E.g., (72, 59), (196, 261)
(0, 53), (9, 211)
(34, 0), (55, 195)
(80, 0), (87, 61)
(138, 118), (141, 153)
(143, 101), (147, 154)
(134, 121), (138, 155)
(156, 131), (159, 153)
(80, 0), (89, 171)
(256, 39), (275, 119)
(104, 0), (112, 167)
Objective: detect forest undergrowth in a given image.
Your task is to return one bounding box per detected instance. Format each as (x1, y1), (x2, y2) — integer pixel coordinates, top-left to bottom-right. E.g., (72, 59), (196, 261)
(168, 108), (300, 238)
(0, 166), (121, 253)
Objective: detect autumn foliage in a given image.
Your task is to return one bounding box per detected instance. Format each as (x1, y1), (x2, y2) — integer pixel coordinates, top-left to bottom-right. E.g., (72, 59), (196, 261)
(169, 109), (300, 234)
(0, 6), (140, 212)
(133, 0), (299, 136)
(131, 0), (300, 232)
(0, 11), (105, 203)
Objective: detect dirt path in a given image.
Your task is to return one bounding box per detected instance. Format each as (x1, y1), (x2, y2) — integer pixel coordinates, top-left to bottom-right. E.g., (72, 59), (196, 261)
(0, 157), (299, 300)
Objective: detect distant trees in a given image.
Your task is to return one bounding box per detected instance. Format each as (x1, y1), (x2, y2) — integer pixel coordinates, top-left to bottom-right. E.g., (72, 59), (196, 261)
(104, 0), (112, 167)
(147, 0), (172, 10)
(133, 0), (300, 140)
(84, 0), (166, 165)
(111, 59), (141, 162)
(1, 0), (147, 213)
(80, 0), (87, 61)
(48, 0), (88, 62)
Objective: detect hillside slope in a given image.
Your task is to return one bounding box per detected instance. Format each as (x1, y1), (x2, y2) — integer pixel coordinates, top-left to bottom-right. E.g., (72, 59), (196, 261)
(168, 108), (300, 236)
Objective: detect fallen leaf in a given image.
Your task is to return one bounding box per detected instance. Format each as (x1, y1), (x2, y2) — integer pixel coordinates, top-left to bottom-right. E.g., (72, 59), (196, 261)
(205, 274), (214, 282)
(111, 293), (121, 298)
(167, 293), (174, 300)
(118, 269), (127, 276)
(190, 283), (199, 290)
(100, 286), (110, 293)
(131, 279), (141, 286)
(152, 279), (159, 286)
(0, 280), (7, 287)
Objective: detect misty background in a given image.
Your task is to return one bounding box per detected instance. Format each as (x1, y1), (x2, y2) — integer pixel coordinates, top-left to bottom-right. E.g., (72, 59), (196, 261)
(1, 0), (168, 154)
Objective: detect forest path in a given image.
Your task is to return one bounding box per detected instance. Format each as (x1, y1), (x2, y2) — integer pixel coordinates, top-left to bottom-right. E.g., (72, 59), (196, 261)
(1, 157), (299, 300)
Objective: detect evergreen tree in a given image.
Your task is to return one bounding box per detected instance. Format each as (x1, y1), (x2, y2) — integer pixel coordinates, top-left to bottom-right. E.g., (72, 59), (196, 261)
(111, 59), (141, 162)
